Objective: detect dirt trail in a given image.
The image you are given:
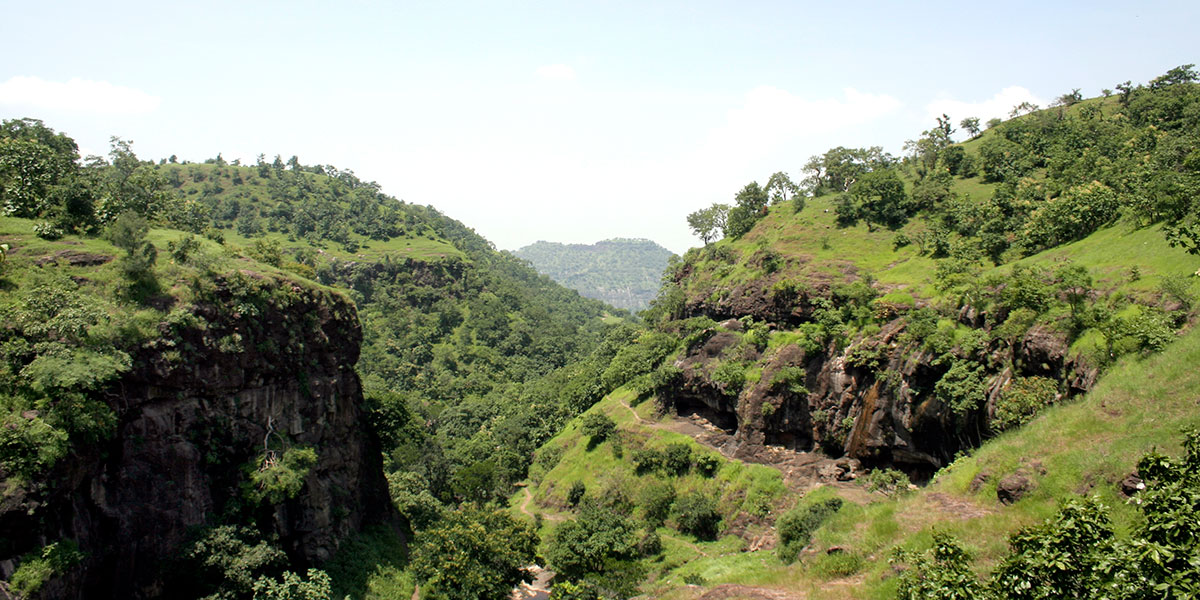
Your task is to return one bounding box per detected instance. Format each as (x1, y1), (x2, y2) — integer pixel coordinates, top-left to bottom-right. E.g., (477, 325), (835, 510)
(518, 486), (565, 522)
(697, 584), (807, 600)
(617, 397), (865, 501)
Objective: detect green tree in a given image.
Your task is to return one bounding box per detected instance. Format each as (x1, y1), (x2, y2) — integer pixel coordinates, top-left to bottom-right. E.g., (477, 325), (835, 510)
(724, 181), (769, 238)
(801, 146), (895, 196)
(104, 211), (159, 292)
(670, 491), (720, 540)
(765, 171), (800, 206)
(545, 501), (639, 581)
(960, 117), (981, 139)
(837, 169), (910, 230)
(251, 569), (333, 600)
(580, 412), (616, 447)
(410, 505), (538, 600)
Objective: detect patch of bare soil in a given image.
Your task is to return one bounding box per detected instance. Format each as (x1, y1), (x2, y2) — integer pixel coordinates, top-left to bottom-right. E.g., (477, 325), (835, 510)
(923, 492), (994, 520)
(698, 584), (806, 600)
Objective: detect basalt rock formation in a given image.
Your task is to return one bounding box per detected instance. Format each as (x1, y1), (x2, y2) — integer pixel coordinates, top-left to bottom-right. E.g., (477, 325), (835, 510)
(0, 272), (395, 599)
(660, 304), (1098, 480)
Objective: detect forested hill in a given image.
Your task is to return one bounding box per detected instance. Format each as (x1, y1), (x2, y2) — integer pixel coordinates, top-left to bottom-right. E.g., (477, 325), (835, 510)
(497, 65), (1200, 600)
(0, 122), (631, 597)
(513, 237), (675, 312)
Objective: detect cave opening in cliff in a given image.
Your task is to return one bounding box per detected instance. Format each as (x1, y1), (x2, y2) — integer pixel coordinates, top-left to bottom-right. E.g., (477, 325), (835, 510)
(674, 396), (738, 433)
(764, 431), (813, 452)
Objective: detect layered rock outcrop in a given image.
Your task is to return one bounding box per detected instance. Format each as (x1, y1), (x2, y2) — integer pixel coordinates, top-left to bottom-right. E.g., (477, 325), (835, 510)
(661, 306), (1097, 480)
(0, 272), (394, 599)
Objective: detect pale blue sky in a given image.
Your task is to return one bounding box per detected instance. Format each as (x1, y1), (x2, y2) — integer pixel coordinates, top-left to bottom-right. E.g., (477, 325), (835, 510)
(2, 1), (1196, 253)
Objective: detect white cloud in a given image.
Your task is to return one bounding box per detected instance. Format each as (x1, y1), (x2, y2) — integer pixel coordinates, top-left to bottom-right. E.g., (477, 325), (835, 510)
(0, 76), (161, 115)
(702, 86), (902, 157)
(925, 86), (1047, 130)
(694, 86), (902, 178)
(535, 64), (576, 81)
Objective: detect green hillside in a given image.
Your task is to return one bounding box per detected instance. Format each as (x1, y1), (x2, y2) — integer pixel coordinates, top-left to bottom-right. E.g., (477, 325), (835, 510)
(514, 238), (676, 312)
(3, 66), (1200, 600)
(0, 120), (629, 598)
(508, 66), (1200, 600)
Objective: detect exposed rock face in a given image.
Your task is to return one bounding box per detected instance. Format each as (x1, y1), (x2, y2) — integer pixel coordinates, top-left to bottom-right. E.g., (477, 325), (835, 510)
(660, 304), (1097, 478)
(0, 273), (395, 599)
(997, 473), (1034, 504)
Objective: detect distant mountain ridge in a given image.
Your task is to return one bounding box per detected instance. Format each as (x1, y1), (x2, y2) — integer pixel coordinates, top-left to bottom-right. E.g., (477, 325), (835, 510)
(513, 237), (676, 312)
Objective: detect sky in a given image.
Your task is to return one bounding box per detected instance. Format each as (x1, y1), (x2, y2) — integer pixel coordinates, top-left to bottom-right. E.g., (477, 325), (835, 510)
(2, 1), (1196, 254)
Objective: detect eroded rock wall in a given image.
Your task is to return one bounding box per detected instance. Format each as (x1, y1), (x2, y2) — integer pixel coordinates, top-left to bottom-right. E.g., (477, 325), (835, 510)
(661, 311), (1097, 478)
(0, 273), (394, 599)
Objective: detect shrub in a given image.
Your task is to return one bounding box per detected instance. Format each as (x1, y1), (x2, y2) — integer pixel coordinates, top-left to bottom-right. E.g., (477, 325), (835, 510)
(993, 376), (1058, 431)
(568, 481), (587, 507)
(9, 541), (83, 596)
(247, 446), (318, 504)
(892, 532), (983, 599)
(580, 412), (616, 448)
(710, 360), (748, 397)
(662, 443), (692, 476)
(638, 480), (676, 527)
(776, 497), (844, 564)
(862, 468), (911, 496)
(695, 454), (721, 478)
(632, 449), (665, 475)
(637, 531), (663, 557)
(671, 492), (720, 540)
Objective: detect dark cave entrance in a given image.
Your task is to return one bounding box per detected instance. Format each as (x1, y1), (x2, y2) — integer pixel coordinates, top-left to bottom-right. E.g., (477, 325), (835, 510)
(674, 396), (738, 434)
(764, 430), (813, 452)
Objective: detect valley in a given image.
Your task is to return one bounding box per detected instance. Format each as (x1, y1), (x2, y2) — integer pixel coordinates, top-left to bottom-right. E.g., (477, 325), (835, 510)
(1, 65), (1200, 600)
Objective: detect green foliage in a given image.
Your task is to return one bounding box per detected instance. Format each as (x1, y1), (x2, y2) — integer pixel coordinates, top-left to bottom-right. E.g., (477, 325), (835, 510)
(892, 532), (984, 600)
(801, 146), (896, 196)
(183, 525), (288, 600)
(894, 429), (1200, 599)
(600, 331), (678, 392)
(323, 526), (410, 599)
(410, 505), (538, 600)
(246, 446), (318, 505)
(251, 569), (333, 600)
(934, 360), (987, 414)
(695, 454), (721, 478)
(568, 481), (588, 507)
(710, 360), (748, 398)
(9, 541), (84, 597)
(1023, 181), (1119, 251)
(670, 491), (720, 540)
(0, 407), (68, 480)
(105, 211), (159, 294)
(725, 181), (770, 239)
(989, 497), (1114, 599)
(862, 468), (911, 496)
(776, 497), (844, 564)
(1160, 273), (1197, 311)
(631, 448), (665, 475)
(993, 376), (1058, 431)
(686, 204), (729, 246)
(662, 443), (692, 476)
(581, 412), (617, 447)
(546, 501), (640, 581)
(837, 169), (911, 231)
(638, 480), (676, 527)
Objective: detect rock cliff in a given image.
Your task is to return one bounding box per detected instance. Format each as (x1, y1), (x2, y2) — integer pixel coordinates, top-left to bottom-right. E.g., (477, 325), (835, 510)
(0, 271), (394, 599)
(660, 287), (1098, 480)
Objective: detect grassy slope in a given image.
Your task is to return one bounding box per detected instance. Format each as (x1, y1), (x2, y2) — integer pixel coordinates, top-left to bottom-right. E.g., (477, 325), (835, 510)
(718, 317), (1200, 600)
(522, 304), (1200, 600)
(511, 388), (790, 591)
(533, 93), (1200, 596)
(687, 177), (1199, 309)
